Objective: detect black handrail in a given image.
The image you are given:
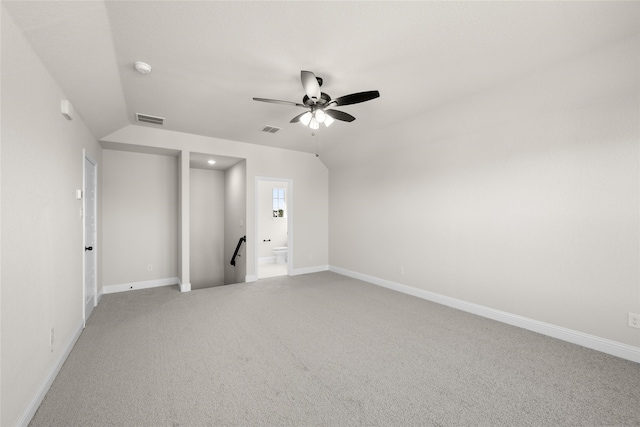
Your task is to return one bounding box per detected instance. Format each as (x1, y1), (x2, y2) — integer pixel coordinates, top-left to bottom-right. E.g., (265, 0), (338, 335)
(230, 235), (246, 266)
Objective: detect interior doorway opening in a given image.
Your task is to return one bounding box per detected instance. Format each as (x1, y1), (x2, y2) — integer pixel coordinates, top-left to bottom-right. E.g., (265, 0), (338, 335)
(189, 153), (246, 290)
(256, 177), (293, 279)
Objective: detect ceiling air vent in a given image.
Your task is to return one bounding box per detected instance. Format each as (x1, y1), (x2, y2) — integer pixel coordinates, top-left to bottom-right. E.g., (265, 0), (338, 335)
(136, 113), (164, 125)
(261, 125), (281, 134)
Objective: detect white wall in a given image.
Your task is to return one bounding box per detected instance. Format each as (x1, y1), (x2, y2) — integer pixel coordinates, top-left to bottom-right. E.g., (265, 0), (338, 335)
(258, 181), (288, 259)
(102, 150), (178, 288)
(329, 35), (640, 350)
(178, 151), (189, 289)
(1, 9), (102, 426)
(190, 168), (225, 289)
(224, 160), (246, 284)
(101, 126), (329, 279)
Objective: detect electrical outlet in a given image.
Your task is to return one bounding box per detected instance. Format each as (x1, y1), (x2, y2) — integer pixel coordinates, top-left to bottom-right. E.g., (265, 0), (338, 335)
(629, 313), (640, 329)
(50, 328), (54, 352)
(399, 266), (404, 275)
(147, 264), (153, 272)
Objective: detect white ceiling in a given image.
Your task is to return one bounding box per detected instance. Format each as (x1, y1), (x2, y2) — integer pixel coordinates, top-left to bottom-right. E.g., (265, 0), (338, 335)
(3, 1), (639, 166)
(189, 152), (243, 171)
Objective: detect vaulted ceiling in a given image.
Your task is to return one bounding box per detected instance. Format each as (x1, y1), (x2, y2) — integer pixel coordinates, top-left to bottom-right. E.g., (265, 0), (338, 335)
(3, 1), (638, 166)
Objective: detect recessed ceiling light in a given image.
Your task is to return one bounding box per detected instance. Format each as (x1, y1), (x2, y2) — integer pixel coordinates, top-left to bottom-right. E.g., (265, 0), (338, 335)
(207, 160), (216, 165)
(134, 61), (152, 74)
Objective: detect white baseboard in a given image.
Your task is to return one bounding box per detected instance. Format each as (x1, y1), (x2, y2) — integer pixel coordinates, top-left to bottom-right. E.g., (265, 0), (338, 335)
(17, 320), (84, 427)
(329, 265), (640, 364)
(178, 281), (191, 293)
(259, 256), (276, 264)
(291, 265), (329, 276)
(103, 277), (180, 294)
(245, 275), (258, 282)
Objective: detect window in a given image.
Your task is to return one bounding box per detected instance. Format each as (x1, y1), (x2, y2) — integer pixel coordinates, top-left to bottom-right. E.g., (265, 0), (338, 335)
(273, 187), (286, 218)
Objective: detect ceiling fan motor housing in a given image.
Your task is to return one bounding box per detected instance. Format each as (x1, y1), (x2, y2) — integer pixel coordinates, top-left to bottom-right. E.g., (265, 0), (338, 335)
(303, 92), (331, 107)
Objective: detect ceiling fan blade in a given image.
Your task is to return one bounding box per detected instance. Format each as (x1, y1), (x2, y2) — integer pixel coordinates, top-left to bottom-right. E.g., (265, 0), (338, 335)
(326, 109), (356, 122)
(253, 97), (306, 108)
(301, 70), (321, 103)
(332, 90), (380, 107)
(290, 111), (310, 123)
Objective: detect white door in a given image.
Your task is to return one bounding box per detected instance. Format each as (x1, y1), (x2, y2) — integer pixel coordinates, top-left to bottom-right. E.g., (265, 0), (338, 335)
(84, 155), (97, 323)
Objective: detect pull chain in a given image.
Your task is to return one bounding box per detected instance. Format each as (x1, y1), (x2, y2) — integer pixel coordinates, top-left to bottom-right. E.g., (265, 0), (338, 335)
(314, 131), (320, 158)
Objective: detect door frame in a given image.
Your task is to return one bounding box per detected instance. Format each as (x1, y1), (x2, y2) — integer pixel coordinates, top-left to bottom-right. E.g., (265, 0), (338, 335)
(83, 151), (98, 326)
(255, 176), (293, 278)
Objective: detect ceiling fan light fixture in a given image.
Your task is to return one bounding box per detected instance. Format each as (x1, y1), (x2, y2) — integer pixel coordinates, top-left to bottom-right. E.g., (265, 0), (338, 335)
(315, 109), (326, 123)
(324, 114), (334, 127)
(299, 111), (312, 126)
(309, 117), (320, 130)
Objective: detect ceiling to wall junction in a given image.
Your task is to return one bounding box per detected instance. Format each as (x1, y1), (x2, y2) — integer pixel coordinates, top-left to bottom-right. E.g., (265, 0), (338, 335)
(3, 1), (639, 168)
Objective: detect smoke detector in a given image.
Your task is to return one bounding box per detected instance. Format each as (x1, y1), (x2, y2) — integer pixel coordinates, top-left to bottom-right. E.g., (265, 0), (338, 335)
(134, 61), (152, 74)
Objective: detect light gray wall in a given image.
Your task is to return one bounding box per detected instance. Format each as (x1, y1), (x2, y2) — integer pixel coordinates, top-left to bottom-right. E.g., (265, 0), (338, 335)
(1, 10), (102, 426)
(329, 35), (640, 348)
(178, 151), (189, 288)
(101, 127), (329, 280)
(102, 150), (178, 287)
(258, 181), (288, 258)
(224, 160), (247, 284)
(190, 168), (225, 289)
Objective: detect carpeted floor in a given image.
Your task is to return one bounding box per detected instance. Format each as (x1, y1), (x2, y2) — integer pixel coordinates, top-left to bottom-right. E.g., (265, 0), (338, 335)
(30, 272), (640, 426)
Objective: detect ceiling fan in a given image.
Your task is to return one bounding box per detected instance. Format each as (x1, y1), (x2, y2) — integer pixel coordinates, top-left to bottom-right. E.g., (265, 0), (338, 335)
(253, 71), (380, 129)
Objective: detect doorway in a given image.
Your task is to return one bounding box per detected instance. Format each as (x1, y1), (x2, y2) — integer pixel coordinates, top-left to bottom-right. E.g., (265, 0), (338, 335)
(83, 153), (97, 324)
(188, 152), (246, 289)
(256, 177), (293, 279)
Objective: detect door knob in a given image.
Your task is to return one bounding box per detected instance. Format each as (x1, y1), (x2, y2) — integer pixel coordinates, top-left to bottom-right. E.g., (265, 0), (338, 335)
(85, 246), (93, 251)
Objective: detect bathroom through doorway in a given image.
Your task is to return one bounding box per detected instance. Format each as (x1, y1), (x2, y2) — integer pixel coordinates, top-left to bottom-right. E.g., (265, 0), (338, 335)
(256, 177), (292, 279)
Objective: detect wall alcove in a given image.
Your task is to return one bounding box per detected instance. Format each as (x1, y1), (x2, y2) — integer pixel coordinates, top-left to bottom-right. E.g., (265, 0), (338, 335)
(189, 152), (246, 289)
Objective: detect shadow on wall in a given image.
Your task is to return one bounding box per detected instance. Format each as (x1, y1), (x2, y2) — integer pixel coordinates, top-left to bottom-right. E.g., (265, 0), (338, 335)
(190, 167), (225, 289)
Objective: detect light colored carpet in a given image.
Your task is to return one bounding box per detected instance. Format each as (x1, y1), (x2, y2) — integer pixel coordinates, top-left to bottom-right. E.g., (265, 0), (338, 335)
(30, 272), (640, 426)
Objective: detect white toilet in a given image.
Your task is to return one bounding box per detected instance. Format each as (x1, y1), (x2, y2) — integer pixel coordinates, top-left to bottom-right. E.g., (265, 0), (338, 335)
(273, 247), (288, 264)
